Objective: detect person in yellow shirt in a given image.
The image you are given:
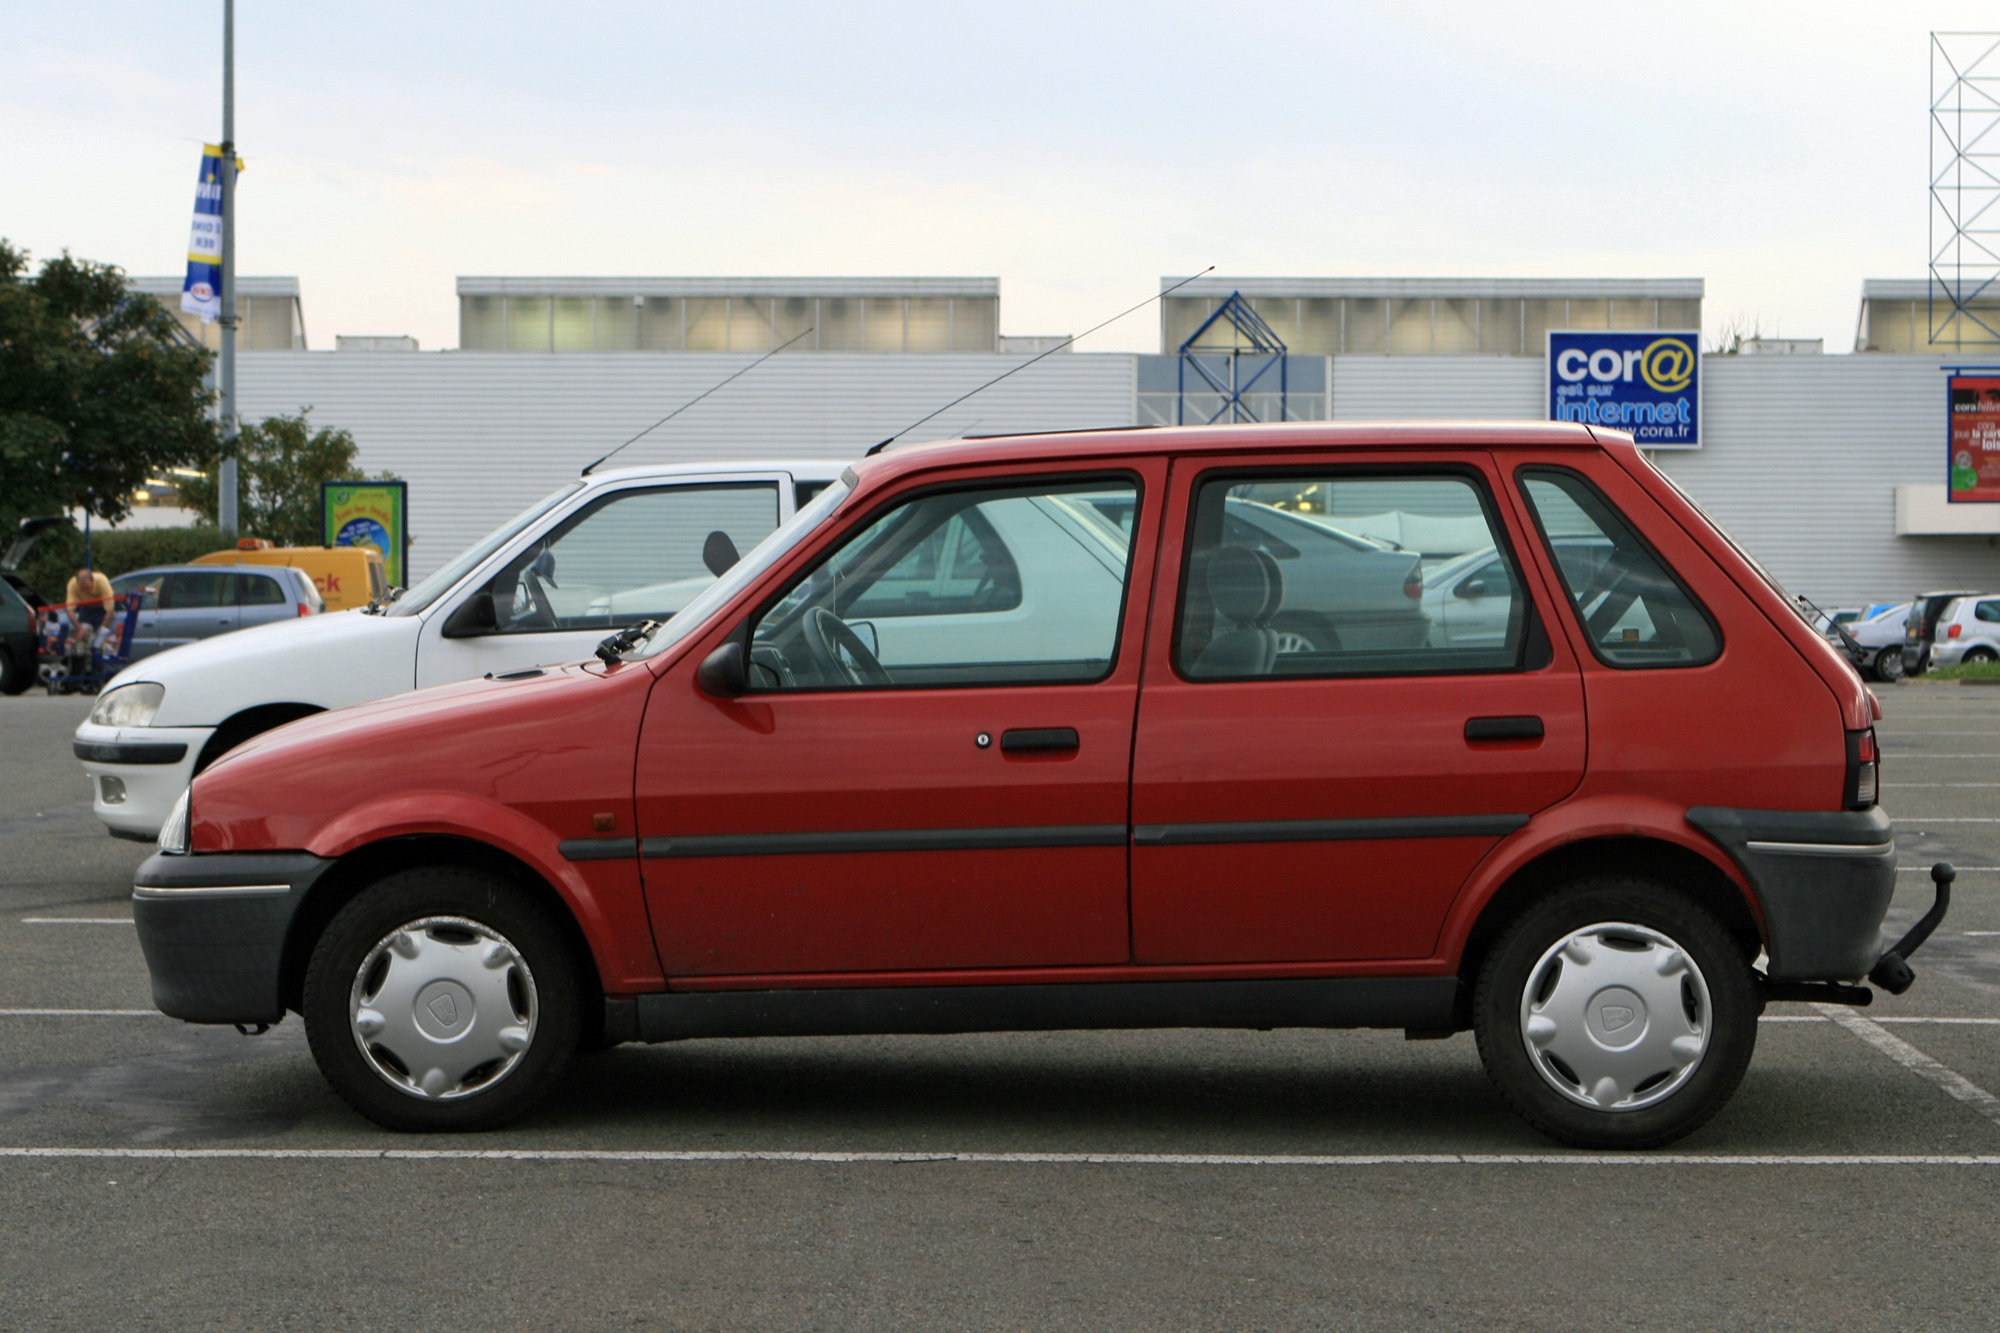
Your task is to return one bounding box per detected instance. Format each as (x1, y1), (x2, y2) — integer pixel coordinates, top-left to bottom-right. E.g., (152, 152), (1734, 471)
(65, 564), (113, 656)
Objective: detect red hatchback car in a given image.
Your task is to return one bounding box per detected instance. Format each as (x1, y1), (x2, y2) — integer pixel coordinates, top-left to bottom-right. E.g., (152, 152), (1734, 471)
(133, 423), (1941, 1148)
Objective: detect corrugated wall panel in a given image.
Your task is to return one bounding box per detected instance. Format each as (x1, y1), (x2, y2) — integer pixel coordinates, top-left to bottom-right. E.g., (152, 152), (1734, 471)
(235, 352), (1136, 579)
(1331, 357), (1544, 420)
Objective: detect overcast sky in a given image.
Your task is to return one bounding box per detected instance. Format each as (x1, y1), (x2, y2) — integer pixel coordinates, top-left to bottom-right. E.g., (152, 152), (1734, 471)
(4, 2), (1997, 353)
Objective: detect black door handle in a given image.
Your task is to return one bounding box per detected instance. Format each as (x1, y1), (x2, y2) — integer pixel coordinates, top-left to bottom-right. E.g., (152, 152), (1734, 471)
(1465, 715), (1544, 741)
(1001, 727), (1079, 753)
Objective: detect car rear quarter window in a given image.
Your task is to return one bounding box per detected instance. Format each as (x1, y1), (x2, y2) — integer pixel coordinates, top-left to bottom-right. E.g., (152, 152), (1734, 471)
(234, 572), (287, 606)
(1978, 600), (2000, 625)
(1173, 470), (1536, 680)
(1516, 467), (1721, 669)
(157, 571), (229, 610)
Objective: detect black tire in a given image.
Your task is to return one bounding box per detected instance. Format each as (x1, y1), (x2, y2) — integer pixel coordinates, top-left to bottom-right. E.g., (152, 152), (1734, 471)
(303, 866), (582, 1132)
(1964, 647), (1998, 665)
(1873, 647), (1905, 683)
(1272, 614), (1339, 656)
(1472, 877), (1758, 1150)
(0, 646), (29, 696)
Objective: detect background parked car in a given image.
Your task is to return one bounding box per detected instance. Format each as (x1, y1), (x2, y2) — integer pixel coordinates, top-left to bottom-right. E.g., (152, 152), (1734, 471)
(1839, 602), (1913, 681)
(1927, 595), (2000, 669)
(1902, 590), (1985, 676)
(109, 564), (322, 660)
(191, 543), (388, 612)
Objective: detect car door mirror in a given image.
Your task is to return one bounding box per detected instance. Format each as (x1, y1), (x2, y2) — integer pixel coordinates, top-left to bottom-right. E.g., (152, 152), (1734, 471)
(440, 590), (498, 639)
(847, 619), (879, 656)
(1456, 579), (1489, 600)
(696, 640), (747, 697)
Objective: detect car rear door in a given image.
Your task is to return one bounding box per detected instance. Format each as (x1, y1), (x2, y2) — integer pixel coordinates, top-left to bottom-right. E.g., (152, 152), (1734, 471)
(153, 571), (237, 652)
(233, 570), (296, 630)
(631, 460), (1161, 979)
(1129, 449), (1587, 964)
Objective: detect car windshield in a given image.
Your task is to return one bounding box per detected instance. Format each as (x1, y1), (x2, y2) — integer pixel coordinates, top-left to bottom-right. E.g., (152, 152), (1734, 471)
(629, 477), (853, 659)
(390, 483), (583, 616)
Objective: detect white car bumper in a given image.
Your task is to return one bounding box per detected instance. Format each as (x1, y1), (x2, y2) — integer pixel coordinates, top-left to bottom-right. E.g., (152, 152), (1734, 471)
(72, 720), (213, 841)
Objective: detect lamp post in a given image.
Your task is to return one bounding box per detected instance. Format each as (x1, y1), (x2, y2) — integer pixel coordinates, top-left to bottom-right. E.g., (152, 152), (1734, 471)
(217, 0), (238, 535)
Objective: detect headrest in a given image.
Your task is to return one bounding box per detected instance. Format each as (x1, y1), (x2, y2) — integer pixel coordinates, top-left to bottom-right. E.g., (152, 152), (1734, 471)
(1206, 544), (1275, 624)
(1253, 548), (1285, 621)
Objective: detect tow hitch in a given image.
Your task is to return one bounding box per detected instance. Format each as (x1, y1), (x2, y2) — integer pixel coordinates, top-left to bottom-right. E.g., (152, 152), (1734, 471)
(1868, 862), (1955, 995)
(1759, 862), (1954, 1008)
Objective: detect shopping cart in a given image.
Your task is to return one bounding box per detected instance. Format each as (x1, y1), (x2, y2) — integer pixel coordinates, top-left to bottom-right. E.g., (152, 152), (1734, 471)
(37, 593), (140, 696)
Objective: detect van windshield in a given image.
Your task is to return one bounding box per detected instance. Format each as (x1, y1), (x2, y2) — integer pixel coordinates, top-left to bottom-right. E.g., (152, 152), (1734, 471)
(388, 484), (584, 617)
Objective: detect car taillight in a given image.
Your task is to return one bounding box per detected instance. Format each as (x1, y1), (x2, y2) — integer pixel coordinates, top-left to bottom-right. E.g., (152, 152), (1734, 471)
(1949, 623), (1963, 639)
(1404, 572), (1423, 599)
(1845, 728), (1878, 810)
(297, 602), (313, 617)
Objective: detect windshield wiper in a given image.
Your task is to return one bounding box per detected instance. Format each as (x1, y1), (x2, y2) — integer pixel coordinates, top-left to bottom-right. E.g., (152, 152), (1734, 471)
(595, 619), (663, 664)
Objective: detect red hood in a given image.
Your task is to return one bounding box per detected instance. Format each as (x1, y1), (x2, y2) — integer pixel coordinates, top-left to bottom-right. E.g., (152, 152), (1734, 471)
(191, 660), (655, 854)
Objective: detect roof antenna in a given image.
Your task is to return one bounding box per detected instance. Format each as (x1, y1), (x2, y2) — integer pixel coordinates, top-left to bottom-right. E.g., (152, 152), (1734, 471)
(866, 266), (1215, 455)
(582, 326), (815, 476)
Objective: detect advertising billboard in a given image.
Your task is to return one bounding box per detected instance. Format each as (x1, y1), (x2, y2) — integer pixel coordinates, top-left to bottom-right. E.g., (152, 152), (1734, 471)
(322, 481), (409, 588)
(1948, 373), (2000, 502)
(1547, 331), (1701, 448)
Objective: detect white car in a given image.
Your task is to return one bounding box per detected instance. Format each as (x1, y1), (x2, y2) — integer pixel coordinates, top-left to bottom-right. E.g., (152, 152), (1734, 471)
(74, 460), (848, 839)
(1928, 595), (2000, 670)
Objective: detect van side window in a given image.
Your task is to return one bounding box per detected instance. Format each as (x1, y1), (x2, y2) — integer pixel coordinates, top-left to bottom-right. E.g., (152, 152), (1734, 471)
(1172, 471), (1530, 680)
(1516, 467), (1721, 669)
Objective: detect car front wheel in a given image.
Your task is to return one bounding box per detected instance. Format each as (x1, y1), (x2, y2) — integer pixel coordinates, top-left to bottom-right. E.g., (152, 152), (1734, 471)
(303, 866), (581, 1132)
(1472, 877), (1758, 1149)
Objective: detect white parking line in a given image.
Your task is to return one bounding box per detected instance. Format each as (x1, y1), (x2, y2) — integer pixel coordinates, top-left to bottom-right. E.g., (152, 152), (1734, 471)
(0, 1009), (160, 1017)
(0, 1147), (1997, 1166)
(1898, 866), (2000, 872)
(1881, 783), (2000, 788)
(1815, 1003), (2000, 1128)
(19, 919), (134, 926)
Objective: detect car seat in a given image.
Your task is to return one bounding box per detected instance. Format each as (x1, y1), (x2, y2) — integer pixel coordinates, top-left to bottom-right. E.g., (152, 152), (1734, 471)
(1192, 544), (1284, 676)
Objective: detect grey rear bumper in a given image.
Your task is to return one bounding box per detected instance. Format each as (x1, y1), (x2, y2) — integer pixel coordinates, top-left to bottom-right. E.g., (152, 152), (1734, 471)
(1686, 806), (1896, 982)
(132, 851), (333, 1024)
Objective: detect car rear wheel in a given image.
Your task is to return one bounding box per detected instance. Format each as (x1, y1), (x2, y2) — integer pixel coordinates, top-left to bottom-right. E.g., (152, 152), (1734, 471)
(1964, 646), (1998, 665)
(303, 866), (581, 1132)
(1873, 647), (1905, 682)
(0, 646), (29, 696)
(1472, 877), (1757, 1149)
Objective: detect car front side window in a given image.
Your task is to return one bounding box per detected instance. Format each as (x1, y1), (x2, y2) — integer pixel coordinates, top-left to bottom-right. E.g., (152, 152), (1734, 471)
(747, 478), (1138, 690)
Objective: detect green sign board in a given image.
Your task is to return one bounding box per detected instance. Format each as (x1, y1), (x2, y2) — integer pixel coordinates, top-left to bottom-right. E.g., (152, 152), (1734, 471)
(321, 481), (409, 588)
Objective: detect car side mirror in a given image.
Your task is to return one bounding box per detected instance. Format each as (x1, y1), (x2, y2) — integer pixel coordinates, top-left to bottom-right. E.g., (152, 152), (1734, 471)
(440, 590), (498, 639)
(1456, 579), (1489, 600)
(696, 640), (747, 697)
(847, 619), (879, 656)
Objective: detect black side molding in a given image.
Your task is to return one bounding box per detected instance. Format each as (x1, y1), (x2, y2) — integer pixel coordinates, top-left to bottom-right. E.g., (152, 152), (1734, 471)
(558, 838), (640, 862)
(74, 740), (189, 765)
(641, 825), (1126, 858)
(625, 976), (1460, 1044)
(1134, 814), (1527, 847)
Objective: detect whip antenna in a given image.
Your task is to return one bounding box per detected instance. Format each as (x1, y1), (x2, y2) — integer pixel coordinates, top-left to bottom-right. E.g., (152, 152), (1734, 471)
(582, 326), (815, 476)
(868, 266), (1215, 454)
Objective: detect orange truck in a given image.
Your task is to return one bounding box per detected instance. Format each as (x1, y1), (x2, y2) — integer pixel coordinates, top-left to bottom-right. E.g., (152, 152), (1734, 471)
(192, 540), (388, 612)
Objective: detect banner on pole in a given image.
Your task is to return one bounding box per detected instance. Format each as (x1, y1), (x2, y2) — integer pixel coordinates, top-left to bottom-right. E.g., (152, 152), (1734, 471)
(1948, 373), (2000, 502)
(322, 482), (409, 589)
(180, 145), (225, 323)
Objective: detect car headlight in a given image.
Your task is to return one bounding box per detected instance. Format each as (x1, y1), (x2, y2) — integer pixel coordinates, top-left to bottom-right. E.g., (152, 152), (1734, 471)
(157, 787), (192, 856)
(89, 682), (165, 729)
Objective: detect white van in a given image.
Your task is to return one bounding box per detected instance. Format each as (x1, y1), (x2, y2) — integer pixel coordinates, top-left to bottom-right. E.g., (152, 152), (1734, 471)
(74, 461), (847, 839)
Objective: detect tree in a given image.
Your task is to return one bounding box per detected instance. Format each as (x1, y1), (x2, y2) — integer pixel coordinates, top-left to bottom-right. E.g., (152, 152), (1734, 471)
(177, 409), (396, 547)
(0, 240), (218, 534)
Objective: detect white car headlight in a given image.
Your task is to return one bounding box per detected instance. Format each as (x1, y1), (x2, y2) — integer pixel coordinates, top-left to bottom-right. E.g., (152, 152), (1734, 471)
(157, 787), (192, 855)
(89, 682), (165, 729)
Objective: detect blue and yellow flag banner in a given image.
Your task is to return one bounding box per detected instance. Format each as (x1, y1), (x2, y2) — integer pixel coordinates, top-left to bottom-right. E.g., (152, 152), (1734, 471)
(180, 144), (224, 323)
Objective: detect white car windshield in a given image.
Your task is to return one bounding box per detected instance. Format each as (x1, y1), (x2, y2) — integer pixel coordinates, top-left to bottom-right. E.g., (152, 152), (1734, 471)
(629, 477), (853, 659)
(390, 483), (584, 616)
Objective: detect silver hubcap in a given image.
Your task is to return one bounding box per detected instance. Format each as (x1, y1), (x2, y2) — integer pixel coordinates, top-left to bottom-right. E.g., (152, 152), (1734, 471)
(1518, 921), (1710, 1112)
(349, 916), (537, 1101)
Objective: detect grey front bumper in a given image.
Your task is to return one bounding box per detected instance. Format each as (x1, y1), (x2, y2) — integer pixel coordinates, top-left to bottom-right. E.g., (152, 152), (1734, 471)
(132, 851), (333, 1024)
(1686, 806), (1897, 982)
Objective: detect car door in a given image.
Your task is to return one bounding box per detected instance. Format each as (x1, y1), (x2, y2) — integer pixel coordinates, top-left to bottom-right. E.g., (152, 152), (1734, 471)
(113, 574), (165, 658)
(152, 571), (238, 652)
(632, 461), (1162, 979)
(1129, 452), (1588, 964)
(415, 476), (794, 688)
(233, 570), (295, 630)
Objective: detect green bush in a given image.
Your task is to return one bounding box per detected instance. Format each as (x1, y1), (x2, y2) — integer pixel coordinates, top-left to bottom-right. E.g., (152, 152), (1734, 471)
(1922, 659), (2000, 682)
(13, 523), (236, 604)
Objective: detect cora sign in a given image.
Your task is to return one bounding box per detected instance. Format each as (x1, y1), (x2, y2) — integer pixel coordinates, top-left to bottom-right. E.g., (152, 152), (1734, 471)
(1547, 330), (1701, 448)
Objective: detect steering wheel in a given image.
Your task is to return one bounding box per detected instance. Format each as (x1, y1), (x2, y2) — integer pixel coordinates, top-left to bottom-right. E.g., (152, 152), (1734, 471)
(802, 607), (892, 687)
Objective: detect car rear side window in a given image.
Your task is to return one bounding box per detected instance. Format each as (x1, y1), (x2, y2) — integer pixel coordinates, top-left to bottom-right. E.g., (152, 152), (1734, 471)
(1978, 600), (2000, 624)
(1173, 470), (1535, 680)
(1516, 467), (1720, 669)
(234, 573), (286, 606)
(157, 571), (229, 610)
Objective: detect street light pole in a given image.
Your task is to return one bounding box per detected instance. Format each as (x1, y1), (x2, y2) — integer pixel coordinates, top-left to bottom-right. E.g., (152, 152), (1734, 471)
(217, 0), (238, 535)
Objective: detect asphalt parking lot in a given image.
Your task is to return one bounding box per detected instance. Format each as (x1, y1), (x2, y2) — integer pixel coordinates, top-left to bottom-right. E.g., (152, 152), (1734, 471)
(5, 690), (2000, 1328)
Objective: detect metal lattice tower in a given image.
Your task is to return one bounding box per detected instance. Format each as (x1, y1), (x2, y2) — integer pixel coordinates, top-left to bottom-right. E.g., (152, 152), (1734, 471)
(1931, 32), (2000, 346)
(1176, 292), (1289, 425)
